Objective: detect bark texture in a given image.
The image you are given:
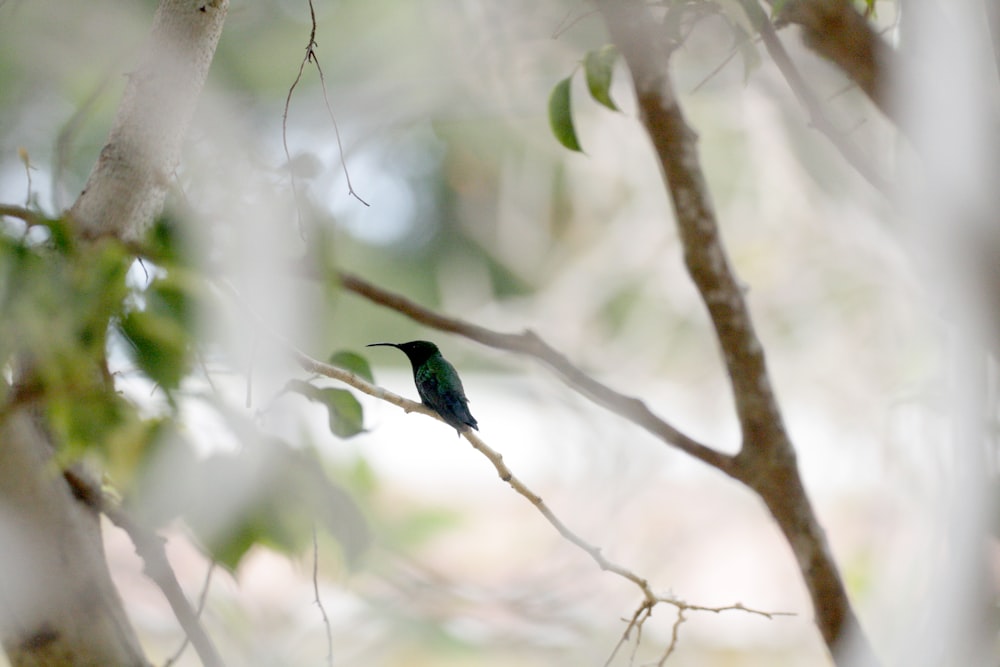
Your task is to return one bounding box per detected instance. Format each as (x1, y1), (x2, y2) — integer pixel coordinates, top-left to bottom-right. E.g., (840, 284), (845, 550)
(70, 0), (229, 242)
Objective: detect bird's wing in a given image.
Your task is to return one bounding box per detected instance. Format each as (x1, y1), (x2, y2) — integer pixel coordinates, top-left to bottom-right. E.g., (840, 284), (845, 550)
(418, 361), (478, 430)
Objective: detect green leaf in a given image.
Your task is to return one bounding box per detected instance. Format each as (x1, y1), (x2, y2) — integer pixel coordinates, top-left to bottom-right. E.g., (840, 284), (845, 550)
(47, 390), (130, 460)
(285, 379), (365, 438)
(584, 45), (620, 111)
(328, 350), (374, 383)
(319, 388), (365, 438)
(145, 215), (185, 265)
(119, 272), (199, 392)
(120, 308), (188, 391)
(548, 76), (583, 152)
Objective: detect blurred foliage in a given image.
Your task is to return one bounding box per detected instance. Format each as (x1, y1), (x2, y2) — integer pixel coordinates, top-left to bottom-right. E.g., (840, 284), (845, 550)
(284, 379), (366, 438)
(0, 215), (372, 572)
(0, 217), (132, 456)
(134, 431), (370, 570)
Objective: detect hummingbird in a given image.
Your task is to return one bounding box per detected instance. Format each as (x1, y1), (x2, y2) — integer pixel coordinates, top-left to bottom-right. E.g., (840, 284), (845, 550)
(366, 340), (478, 436)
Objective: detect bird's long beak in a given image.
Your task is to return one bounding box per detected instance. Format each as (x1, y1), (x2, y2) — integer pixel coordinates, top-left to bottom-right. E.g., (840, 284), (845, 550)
(366, 342), (399, 348)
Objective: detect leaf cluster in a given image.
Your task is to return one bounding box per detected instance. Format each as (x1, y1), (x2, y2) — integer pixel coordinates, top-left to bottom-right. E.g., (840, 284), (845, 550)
(0, 214), (375, 570)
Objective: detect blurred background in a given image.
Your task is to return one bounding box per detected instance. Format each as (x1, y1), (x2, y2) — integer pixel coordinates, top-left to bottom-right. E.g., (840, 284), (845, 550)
(0, 0), (984, 665)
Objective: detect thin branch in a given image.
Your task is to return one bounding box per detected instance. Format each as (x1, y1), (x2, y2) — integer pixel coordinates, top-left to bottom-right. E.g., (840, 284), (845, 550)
(219, 279), (787, 661)
(282, 0), (367, 238)
(690, 32), (762, 94)
(0, 203), (45, 227)
(463, 427), (654, 595)
(293, 346), (789, 660)
(163, 561), (216, 667)
(281, 1), (313, 238)
(62, 469), (226, 667)
(311, 57), (368, 207)
(312, 523), (334, 667)
(607, 597), (791, 667)
(654, 607), (685, 667)
(335, 272), (736, 475)
(604, 603), (651, 667)
(741, 0), (891, 195)
(18, 148), (34, 207)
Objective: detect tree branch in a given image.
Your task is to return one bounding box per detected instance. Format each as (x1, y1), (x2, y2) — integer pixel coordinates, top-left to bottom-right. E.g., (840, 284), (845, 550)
(292, 344), (788, 661)
(220, 278), (785, 659)
(594, 0), (877, 662)
(337, 272), (736, 475)
(63, 469), (226, 667)
(0, 204), (45, 228)
(593, 1), (789, 462)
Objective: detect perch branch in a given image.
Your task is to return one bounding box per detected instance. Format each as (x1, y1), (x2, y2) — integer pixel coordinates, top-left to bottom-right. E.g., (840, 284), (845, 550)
(220, 279), (785, 658)
(62, 469), (226, 667)
(336, 272), (736, 476)
(291, 346), (788, 661)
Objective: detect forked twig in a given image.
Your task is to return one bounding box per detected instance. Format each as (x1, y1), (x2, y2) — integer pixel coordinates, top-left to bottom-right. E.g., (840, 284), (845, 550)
(282, 0), (367, 237)
(62, 469), (226, 667)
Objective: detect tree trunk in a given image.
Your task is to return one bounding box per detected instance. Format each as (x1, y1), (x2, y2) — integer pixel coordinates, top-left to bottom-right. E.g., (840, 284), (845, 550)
(0, 1), (228, 665)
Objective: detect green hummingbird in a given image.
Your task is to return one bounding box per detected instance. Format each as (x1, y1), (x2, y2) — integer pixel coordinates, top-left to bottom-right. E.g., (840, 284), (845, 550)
(366, 340), (478, 435)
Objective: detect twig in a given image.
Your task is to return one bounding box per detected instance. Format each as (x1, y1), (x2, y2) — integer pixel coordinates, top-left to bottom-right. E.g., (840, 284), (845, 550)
(552, 5), (599, 39)
(294, 346), (790, 661)
(312, 523), (334, 667)
(0, 204), (45, 228)
(282, 0), (367, 239)
(335, 272), (736, 476)
(163, 561), (215, 667)
(463, 427), (655, 595)
(654, 607), (685, 666)
(606, 597), (791, 667)
(690, 33), (762, 94)
(604, 603), (651, 667)
(311, 52), (368, 207)
(18, 148), (34, 207)
(62, 469), (226, 667)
